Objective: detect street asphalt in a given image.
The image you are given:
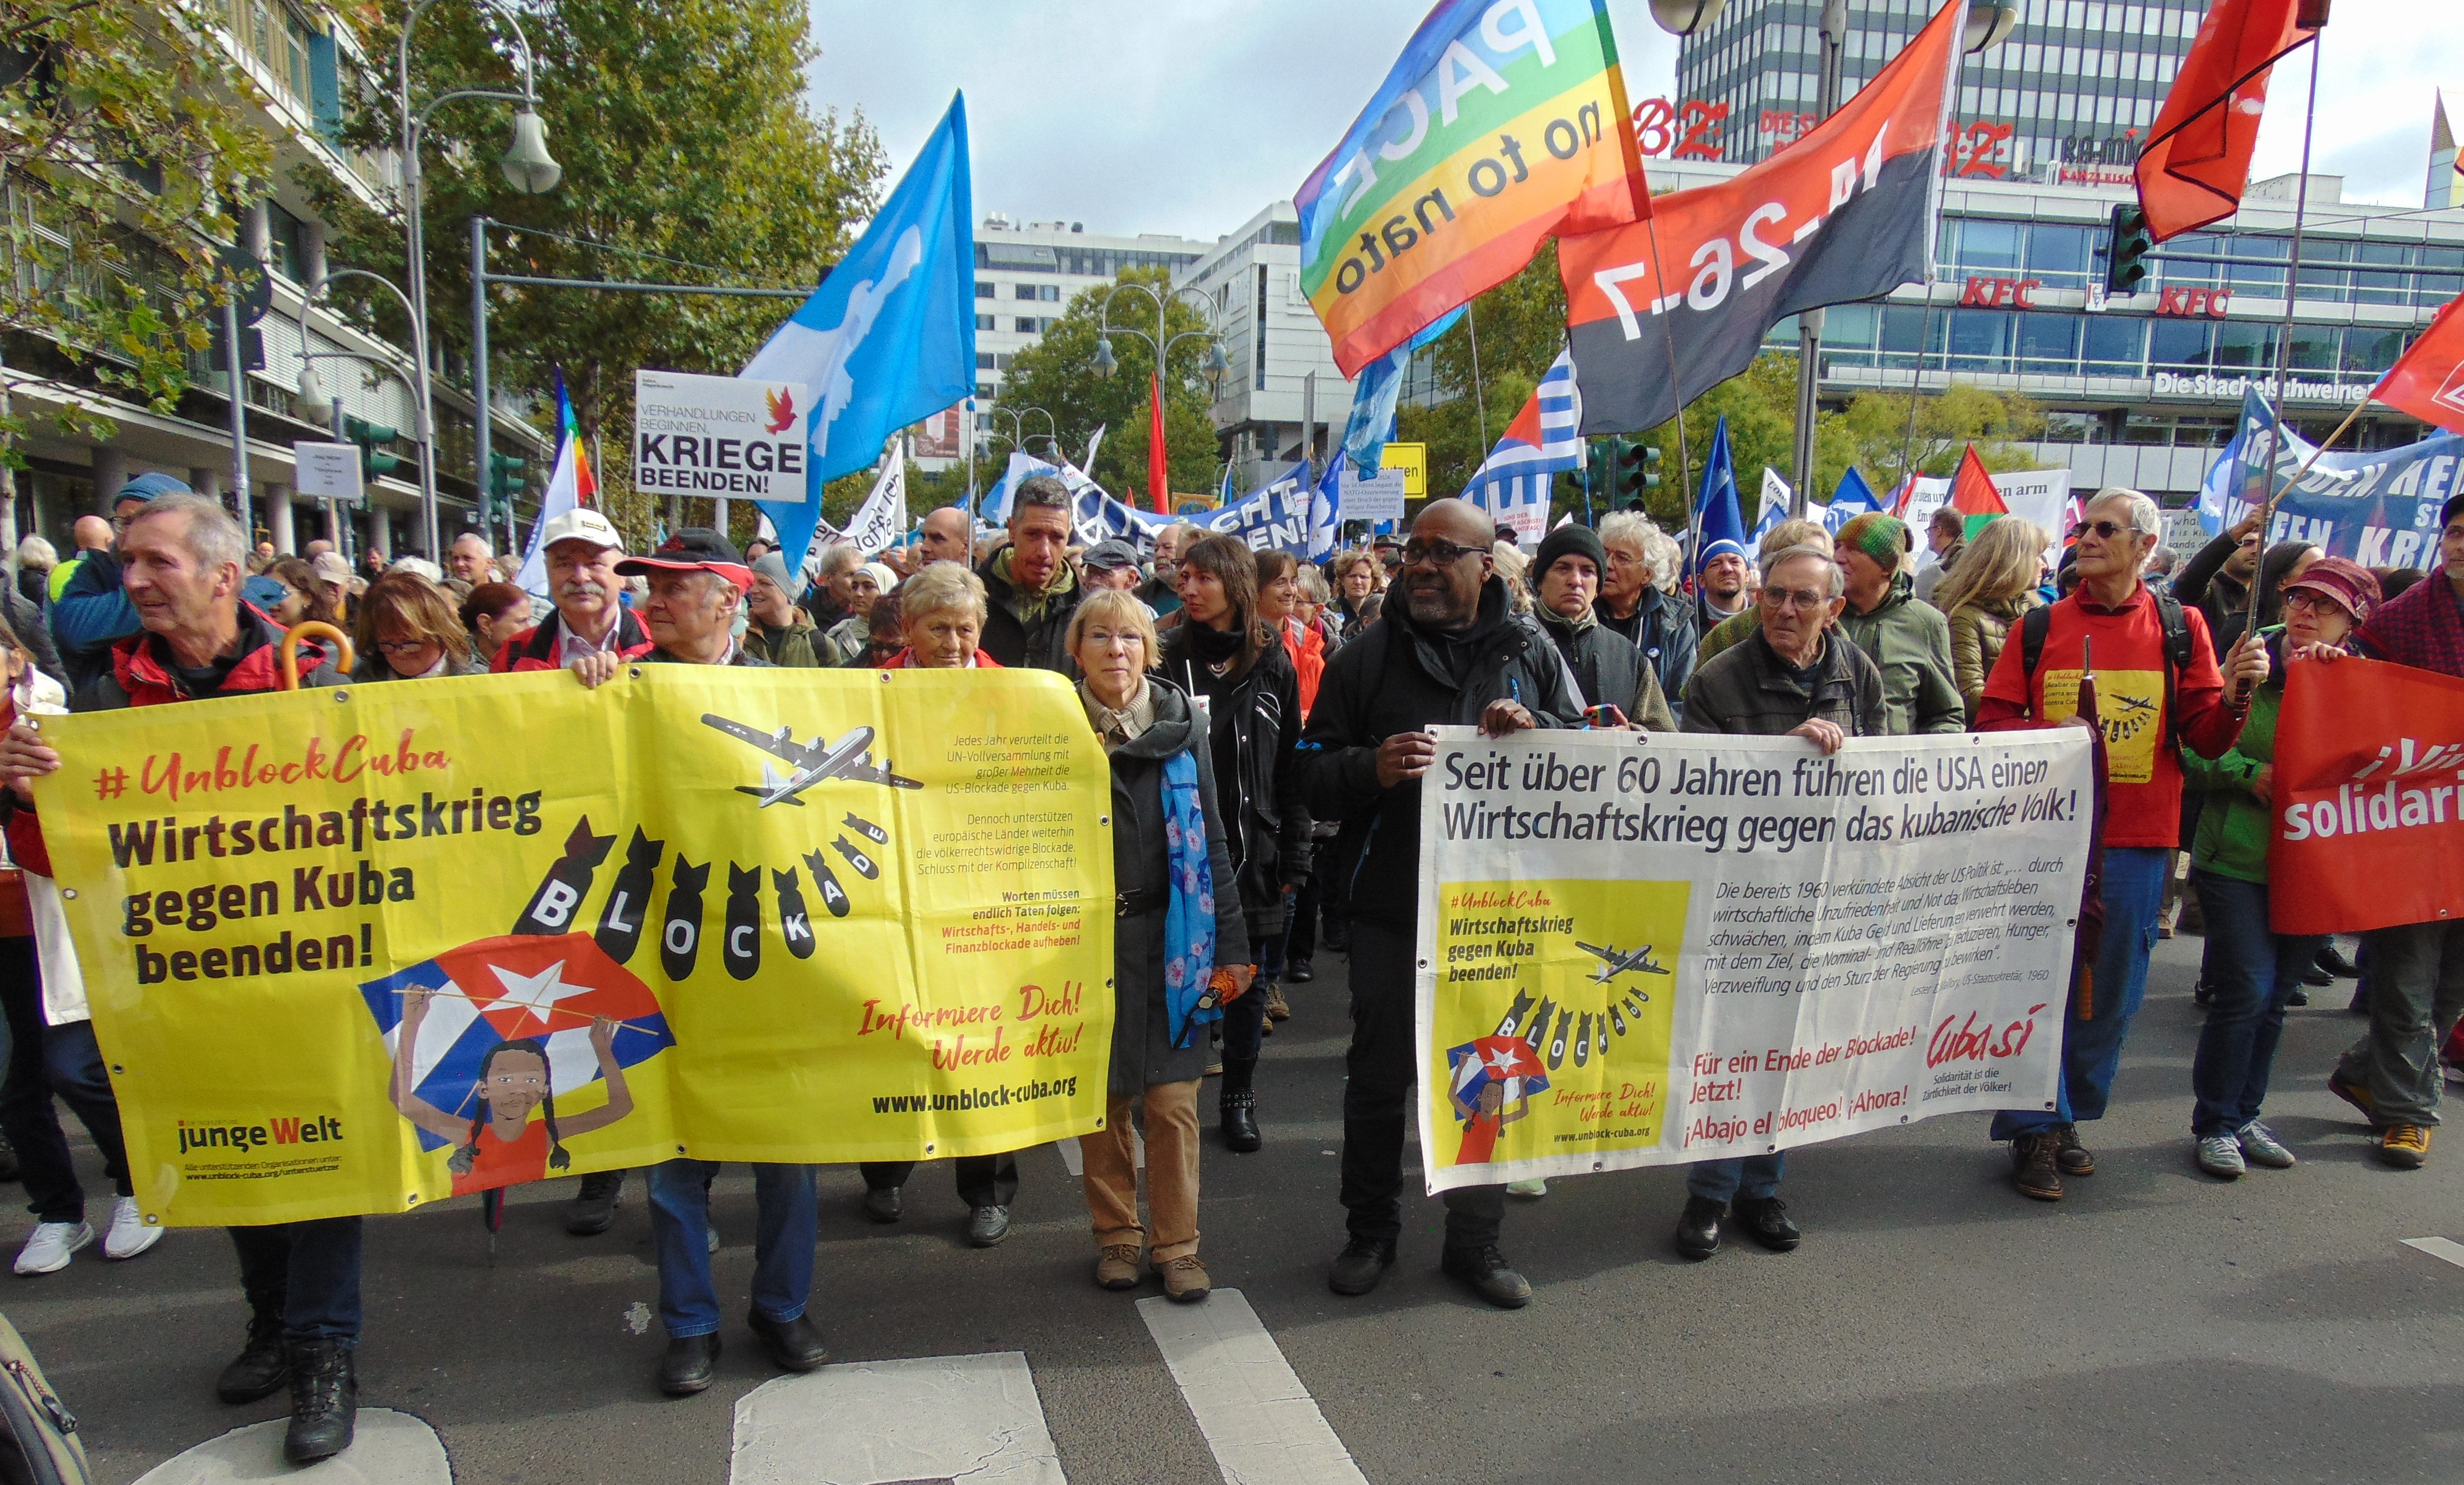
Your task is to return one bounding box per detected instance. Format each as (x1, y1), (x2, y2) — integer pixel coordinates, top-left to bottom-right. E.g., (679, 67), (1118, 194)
(22, 930), (2464, 1485)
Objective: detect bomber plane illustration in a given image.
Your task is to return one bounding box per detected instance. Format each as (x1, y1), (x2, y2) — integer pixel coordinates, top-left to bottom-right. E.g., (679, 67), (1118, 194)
(700, 714), (922, 806)
(1577, 940), (1670, 986)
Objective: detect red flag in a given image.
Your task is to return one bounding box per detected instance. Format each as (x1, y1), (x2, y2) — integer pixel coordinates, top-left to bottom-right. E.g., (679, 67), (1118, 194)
(1148, 370), (1170, 515)
(2370, 292), (2464, 433)
(1950, 444), (2007, 516)
(2134, 0), (2318, 242)
(2270, 656), (2464, 934)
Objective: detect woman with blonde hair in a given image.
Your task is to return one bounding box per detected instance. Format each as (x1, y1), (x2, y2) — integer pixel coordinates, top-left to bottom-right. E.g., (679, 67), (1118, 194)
(1933, 515), (2049, 725)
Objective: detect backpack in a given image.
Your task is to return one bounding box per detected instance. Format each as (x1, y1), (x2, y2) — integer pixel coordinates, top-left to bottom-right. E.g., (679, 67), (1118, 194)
(0, 1311), (90, 1485)
(2017, 591), (2195, 748)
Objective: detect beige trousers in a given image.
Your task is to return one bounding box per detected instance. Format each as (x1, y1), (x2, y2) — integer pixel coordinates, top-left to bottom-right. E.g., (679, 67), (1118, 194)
(1080, 1080), (1202, 1261)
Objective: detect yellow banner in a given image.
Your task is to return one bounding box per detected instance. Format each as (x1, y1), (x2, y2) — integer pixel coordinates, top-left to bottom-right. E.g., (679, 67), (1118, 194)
(32, 668), (1115, 1226)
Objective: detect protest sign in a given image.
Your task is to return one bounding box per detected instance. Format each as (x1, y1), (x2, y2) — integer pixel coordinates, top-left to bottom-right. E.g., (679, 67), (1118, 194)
(2270, 655), (2464, 935)
(634, 369), (809, 503)
(1071, 464), (1323, 557)
(2197, 389), (2464, 567)
(1414, 728), (2089, 1192)
(34, 669), (1113, 1226)
(1900, 467), (2068, 552)
(1342, 464), (1408, 522)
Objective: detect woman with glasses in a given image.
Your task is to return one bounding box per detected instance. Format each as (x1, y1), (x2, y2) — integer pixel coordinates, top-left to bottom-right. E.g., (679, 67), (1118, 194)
(1069, 588), (1249, 1303)
(2180, 558), (2380, 1180)
(350, 571), (478, 682)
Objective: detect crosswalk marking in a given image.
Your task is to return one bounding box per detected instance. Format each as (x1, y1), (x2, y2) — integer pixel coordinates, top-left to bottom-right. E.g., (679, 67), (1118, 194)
(2402, 1236), (2464, 1269)
(728, 1351), (1065, 1485)
(1138, 1289), (1368, 1485)
(134, 1408), (449, 1485)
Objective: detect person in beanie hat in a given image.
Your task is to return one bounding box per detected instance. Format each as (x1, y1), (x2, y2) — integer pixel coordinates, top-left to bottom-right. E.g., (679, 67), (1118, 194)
(742, 550), (823, 668)
(1530, 524), (1674, 733)
(1833, 512), (1963, 735)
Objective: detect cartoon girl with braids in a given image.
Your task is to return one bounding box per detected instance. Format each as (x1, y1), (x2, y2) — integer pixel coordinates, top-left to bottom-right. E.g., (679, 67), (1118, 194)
(389, 986), (636, 1196)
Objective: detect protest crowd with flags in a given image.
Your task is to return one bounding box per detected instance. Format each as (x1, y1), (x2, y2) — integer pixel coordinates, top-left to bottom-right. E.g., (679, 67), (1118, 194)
(7, 0), (2464, 1473)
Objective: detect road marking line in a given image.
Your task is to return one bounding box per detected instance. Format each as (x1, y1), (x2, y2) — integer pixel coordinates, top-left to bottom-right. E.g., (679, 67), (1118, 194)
(729, 1351), (1064, 1485)
(135, 1408), (449, 1485)
(2402, 1236), (2464, 1269)
(1138, 1288), (1368, 1485)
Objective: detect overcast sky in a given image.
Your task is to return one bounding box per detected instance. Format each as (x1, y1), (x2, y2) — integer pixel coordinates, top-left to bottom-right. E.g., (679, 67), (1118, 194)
(803, 3), (2459, 242)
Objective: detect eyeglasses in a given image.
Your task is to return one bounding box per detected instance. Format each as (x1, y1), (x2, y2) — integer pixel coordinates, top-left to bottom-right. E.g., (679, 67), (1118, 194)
(1080, 628), (1144, 649)
(1762, 586), (1830, 612)
(1399, 539), (1482, 568)
(374, 638), (438, 657)
(2279, 590), (2348, 616)
(2070, 518), (2131, 541)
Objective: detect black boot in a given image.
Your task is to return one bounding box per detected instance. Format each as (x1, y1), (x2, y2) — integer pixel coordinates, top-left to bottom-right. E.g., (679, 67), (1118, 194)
(1219, 1059), (1261, 1153)
(0, 1130), (18, 1182)
(282, 1339), (356, 1465)
(216, 1307), (290, 1404)
(567, 1168), (624, 1235)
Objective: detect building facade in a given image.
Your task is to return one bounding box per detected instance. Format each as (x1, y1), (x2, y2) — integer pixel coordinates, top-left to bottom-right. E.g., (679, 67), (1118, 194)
(1177, 203), (1357, 499)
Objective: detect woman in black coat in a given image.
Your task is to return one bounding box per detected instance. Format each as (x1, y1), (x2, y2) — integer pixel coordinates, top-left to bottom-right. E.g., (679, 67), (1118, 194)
(1158, 535), (1310, 1155)
(1068, 589), (1249, 1304)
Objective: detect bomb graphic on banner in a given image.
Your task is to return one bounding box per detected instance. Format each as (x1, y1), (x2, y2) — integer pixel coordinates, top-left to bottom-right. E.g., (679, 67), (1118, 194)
(514, 819), (615, 937)
(595, 827), (666, 965)
(723, 865), (763, 981)
(661, 858), (709, 982)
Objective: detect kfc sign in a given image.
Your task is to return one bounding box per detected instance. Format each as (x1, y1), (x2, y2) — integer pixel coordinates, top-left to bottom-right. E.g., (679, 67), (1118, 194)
(2156, 286), (2234, 318)
(1962, 276), (2042, 308)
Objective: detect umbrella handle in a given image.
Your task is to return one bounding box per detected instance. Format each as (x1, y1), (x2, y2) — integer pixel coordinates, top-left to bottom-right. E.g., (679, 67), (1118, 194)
(279, 621), (354, 691)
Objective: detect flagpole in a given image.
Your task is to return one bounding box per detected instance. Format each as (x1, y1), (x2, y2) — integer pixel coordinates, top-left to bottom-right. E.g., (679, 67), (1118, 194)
(1896, 285), (1938, 492)
(2245, 31), (2325, 660)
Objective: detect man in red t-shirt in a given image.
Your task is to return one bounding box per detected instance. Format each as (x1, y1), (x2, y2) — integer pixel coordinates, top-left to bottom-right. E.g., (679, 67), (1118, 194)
(1976, 488), (2267, 1201)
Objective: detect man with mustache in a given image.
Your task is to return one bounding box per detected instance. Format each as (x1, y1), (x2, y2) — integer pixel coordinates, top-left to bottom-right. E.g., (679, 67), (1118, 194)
(488, 509), (656, 679)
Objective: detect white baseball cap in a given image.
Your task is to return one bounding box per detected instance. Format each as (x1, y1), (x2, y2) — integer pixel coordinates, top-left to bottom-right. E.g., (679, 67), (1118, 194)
(536, 507), (624, 553)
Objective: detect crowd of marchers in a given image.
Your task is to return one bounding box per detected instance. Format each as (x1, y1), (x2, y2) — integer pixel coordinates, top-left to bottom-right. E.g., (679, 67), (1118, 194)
(0, 467), (2456, 1469)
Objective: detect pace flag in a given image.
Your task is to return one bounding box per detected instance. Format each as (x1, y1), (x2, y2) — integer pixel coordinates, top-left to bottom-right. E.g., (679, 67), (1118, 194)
(2369, 292), (2464, 434)
(744, 93), (975, 571)
(1690, 415), (1746, 573)
(1462, 348), (1581, 544)
(513, 371), (592, 595)
(1296, 0), (1651, 378)
(1558, 0), (1960, 434)
(2135, 0), (2318, 241)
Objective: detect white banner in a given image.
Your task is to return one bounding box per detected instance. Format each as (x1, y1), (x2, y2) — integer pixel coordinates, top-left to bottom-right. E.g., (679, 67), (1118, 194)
(1414, 729), (2091, 1192)
(1340, 465), (1408, 522)
(823, 451), (906, 558)
(1901, 466), (2070, 550)
(634, 369), (810, 504)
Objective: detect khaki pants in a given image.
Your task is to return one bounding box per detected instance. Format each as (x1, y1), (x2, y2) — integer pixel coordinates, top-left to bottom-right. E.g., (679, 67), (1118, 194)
(1081, 1080), (1201, 1262)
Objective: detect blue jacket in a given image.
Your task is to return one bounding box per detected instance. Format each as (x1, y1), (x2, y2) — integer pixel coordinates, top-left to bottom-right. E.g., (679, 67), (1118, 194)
(50, 548), (139, 690)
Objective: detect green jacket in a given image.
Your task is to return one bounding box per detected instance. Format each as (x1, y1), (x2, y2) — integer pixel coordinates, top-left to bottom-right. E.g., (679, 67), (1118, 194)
(1838, 575), (1964, 735)
(2183, 628), (2283, 884)
(742, 615), (824, 668)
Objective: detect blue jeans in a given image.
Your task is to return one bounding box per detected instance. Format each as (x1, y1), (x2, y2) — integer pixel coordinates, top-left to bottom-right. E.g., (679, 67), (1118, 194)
(1686, 1152), (1784, 1203)
(1992, 847), (2169, 1141)
(227, 1218), (365, 1343)
(648, 1160), (816, 1339)
(2190, 870), (2320, 1138)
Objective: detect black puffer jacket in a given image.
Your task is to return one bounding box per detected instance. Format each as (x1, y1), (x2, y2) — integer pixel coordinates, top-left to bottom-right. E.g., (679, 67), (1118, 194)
(976, 548), (1083, 674)
(1298, 578), (1581, 934)
(1160, 625), (1312, 940)
(1098, 678), (1249, 1096)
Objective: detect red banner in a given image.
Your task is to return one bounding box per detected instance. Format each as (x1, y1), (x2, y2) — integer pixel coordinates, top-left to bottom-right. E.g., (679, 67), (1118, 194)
(2135, 0), (2315, 241)
(2270, 655), (2464, 935)
(2370, 292), (2464, 434)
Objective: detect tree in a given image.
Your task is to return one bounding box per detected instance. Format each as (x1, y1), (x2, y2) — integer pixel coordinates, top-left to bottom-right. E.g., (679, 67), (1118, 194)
(995, 267), (1223, 501)
(307, 0), (885, 546)
(1395, 243), (1569, 498)
(1836, 383), (2048, 493)
(0, 0), (274, 453)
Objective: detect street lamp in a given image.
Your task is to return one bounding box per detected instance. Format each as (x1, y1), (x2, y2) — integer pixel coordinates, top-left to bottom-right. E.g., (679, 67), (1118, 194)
(1645, 0), (1727, 35)
(395, 0), (562, 560)
(1090, 280), (1225, 503)
(1963, 2), (2021, 54)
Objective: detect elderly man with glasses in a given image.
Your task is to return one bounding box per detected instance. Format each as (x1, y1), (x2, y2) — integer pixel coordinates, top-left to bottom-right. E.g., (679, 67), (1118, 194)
(1299, 498), (1581, 1311)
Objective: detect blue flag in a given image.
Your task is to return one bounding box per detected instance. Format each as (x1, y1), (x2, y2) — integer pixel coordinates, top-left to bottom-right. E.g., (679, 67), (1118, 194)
(1823, 467), (1879, 533)
(1341, 307), (1464, 477)
(743, 93), (975, 574)
(1690, 416), (1745, 575)
(1310, 453), (1344, 559)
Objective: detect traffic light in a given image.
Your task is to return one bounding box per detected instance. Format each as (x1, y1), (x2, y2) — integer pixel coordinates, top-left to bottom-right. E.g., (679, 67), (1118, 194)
(343, 416), (402, 482)
(1610, 439), (1662, 509)
(484, 451), (525, 522)
(2104, 203), (2154, 297)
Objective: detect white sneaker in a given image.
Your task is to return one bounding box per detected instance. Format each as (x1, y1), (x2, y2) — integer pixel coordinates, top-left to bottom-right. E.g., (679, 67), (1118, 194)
(101, 1197), (162, 1260)
(1506, 1178), (1549, 1198)
(706, 1223), (720, 1254)
(14, 1221), (93, 1275)
(2195, 1134), (2246, 1180)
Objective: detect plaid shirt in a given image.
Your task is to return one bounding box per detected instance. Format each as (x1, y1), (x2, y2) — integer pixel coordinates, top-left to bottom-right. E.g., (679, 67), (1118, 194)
(2356, 573), (2464, 678)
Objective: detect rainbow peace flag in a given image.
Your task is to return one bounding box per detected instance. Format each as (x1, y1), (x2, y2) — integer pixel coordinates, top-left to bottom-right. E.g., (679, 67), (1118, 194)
(1295, 0), (1650, 378)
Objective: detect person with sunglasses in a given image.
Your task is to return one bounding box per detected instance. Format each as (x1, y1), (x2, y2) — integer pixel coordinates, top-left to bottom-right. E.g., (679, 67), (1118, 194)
(1976, 488), (2267, 1202)
(1299, 498), (1582, 1311)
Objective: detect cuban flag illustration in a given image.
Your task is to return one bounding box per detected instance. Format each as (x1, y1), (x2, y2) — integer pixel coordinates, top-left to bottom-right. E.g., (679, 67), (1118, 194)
(360, 934), (672, 1151)
(1463, 348), (1581, 545)
(1446, 1033), (1549, 1114)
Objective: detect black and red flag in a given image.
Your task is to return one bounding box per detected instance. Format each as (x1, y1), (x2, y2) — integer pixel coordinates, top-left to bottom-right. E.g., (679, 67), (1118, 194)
(2134, 0), (2320, 242)
(1556, 0), (1962, 435)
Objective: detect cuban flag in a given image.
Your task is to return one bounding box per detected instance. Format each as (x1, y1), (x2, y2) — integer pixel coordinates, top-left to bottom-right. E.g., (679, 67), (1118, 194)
(1445, 1033), (1550, 1116)
(360, 934), (672, 1152)
(1462, 348), (1581, 545)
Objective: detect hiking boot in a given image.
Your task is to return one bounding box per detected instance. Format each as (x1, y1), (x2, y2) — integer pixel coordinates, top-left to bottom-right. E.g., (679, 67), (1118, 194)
(2051, 1123), (2095, 1177)
(216, 1311), (289, 1404)
(566, 1169), (623, 1235)
(2194, 1135), (2246, 1179)
(2010, 1134), (2064, 1201)
(1328, 1237), (1395, 1296)
(1730, 1195), (1800, 1252)
(1673, 1195), (1724, 1260)
(1156, 1253), (1212, 1304)
(1439, 1245), (1531, 1309)
(2237, 1119), (2296, 1168)
(1265, 984), (1293, 1019)
(2327, 1069), (2376, 1122)
(1095, 1244), (1142, 1291)
(2378, 1124), (2431, 1170)
(282, 1339), (356, 1465)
